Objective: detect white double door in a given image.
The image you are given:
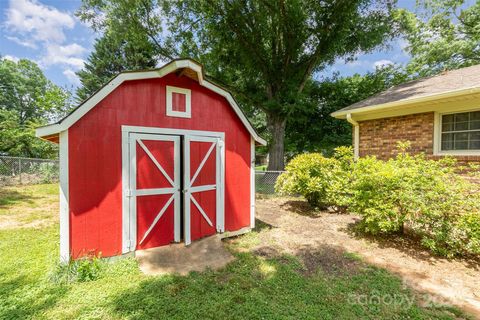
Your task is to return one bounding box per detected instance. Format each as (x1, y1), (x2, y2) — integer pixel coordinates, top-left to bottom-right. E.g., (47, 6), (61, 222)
(128, 133), (224, 251)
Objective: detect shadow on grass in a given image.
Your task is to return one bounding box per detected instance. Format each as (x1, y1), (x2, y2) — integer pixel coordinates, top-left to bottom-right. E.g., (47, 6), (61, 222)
(0, 272), (69, 319)
(109, 245), (468, 319)
(343, 220), (480, 271)
(0, 188), (39, 208)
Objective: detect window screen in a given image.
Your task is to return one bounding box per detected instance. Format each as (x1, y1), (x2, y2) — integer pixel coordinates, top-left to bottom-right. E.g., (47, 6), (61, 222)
(441, 111), (480, 151)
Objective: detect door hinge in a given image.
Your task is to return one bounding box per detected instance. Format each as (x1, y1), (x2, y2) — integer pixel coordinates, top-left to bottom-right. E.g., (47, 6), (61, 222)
(125, 189), (133, 197)
(218, 140), (224, 148)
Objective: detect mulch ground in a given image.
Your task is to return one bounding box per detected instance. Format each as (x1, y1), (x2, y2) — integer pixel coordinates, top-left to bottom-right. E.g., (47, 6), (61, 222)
(251, 195), (480, 317)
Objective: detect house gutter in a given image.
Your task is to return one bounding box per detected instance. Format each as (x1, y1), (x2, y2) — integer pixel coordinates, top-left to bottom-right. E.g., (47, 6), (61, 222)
(346, 113), (359, 159)
(331, 86), (480, 119)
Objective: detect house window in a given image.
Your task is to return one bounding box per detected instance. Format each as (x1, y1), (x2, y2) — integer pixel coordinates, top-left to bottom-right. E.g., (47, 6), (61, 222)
(166, 86), (191, 118)
(441, 111), (480, 151)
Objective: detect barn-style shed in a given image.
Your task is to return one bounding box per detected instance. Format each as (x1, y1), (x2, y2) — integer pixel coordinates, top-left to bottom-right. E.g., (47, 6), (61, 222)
(36, 59), (266, 262)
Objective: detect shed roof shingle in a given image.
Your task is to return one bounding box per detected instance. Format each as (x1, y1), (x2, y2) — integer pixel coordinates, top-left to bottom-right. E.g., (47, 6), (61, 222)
(337, 64), (480, 113)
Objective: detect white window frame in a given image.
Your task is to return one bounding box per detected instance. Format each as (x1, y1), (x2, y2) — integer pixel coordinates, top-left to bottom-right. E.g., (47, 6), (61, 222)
(166, 85), (191, 118)
(434, 109), (480, 156)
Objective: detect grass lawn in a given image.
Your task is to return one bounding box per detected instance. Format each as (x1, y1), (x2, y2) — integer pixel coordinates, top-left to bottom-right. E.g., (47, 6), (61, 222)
(0, 184), (470, 319)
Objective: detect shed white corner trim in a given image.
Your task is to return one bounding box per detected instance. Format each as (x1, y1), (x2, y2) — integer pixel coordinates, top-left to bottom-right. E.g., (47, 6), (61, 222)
(59, 130), (69, 263)
(35, 59), (266, 146)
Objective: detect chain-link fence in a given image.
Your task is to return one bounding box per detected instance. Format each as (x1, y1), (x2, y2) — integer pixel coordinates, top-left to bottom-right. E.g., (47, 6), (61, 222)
(0, 158), (283, 191)
(255, 170), (284, 194)
(0, 156), (59, 187)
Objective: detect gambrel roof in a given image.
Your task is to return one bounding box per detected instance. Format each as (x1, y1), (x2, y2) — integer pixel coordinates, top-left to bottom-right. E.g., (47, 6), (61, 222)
(36, 59), (266, 145)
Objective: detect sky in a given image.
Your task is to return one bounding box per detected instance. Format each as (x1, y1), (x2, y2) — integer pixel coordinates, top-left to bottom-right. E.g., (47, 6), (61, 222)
(0, 0), (416, 90)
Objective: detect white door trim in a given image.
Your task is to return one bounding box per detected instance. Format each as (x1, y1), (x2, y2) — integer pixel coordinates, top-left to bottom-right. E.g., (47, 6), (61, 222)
(121, 125), (225, 253)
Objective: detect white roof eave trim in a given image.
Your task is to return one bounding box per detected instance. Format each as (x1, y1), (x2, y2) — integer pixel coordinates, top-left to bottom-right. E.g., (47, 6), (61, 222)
(331, 86), (480, 119)
(36, 59), (267, 146)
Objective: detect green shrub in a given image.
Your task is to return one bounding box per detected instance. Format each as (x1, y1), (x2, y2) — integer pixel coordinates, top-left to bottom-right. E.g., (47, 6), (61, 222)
(38, 162), (59, 183)
(279, 142), (480, 257)
(457, 212), (480, 255)
(50, 256), (104, 284)
(350, 146), (480, 257)
(275, 147), (352, 209)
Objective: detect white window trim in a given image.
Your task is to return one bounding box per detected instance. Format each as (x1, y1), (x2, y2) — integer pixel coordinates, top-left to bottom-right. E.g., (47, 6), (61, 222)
(166, 85), (191, 118)
(433, 109), (480, 156)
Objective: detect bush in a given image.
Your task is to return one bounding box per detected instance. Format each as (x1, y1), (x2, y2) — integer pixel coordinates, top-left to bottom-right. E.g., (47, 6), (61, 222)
(50, 256), (104, 284)
(278, 143), (480, 257)
(350, 147), (480, 257)
(38, 162), (59, 183)
(275, 147), (352, 209)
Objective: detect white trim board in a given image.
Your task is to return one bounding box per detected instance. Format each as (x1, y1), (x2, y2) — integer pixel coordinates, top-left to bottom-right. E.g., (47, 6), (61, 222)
(36, 59), (266, 146)
(250, 137), (255, 229)
(59, 130), (69, 263)
(219, 227), (251, 239)
(331, 87), (480, 119)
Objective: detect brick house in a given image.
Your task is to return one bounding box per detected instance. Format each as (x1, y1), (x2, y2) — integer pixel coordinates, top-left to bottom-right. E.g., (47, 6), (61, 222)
(331, 65), (480, 164)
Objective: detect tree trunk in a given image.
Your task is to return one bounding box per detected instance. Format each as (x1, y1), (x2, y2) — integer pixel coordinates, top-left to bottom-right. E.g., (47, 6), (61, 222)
(266, 112), (286, 171)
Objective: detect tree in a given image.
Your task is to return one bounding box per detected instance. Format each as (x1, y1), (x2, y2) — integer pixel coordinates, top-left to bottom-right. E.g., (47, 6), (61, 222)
(398, 0), (480, 77)
(78, 0), (399, 170)
(76, 31), (157, 101)
(285, 65), (410, 157)
(0, 57), (71, 158)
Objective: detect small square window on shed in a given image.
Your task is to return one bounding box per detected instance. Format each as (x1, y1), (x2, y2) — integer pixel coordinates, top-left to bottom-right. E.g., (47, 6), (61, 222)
(166, 85), (191, 118)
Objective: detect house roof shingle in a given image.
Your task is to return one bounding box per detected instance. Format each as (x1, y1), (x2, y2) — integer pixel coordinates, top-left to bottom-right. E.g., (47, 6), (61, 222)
(335, 64), (480, 114)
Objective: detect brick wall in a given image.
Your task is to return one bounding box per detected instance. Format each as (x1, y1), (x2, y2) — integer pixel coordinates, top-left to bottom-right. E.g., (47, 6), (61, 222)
(358, 112), (434, 159)
(357, 112), (480, 164)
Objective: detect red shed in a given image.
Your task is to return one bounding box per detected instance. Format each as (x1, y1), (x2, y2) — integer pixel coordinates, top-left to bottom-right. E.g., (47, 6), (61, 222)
(36, 59), (266, 262)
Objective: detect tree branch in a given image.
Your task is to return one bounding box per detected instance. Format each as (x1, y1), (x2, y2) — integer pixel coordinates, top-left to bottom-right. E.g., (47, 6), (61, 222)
(140, 0), (177, 60)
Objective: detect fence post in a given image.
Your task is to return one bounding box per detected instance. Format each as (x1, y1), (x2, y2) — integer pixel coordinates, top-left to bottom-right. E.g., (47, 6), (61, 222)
(18, 158), (22, 185)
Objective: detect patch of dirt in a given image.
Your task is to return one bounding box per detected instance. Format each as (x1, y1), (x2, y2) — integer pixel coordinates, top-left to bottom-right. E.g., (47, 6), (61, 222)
(0, 186), (58, 230)
(254, 196), (480, 318)
(295, 245), (363, 277)
(252, 245), (281, 258)
(0, 214), (54, 230)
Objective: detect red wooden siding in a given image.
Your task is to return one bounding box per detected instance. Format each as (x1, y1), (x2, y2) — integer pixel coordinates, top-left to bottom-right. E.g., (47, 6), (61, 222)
(68, 73), (251, 258)
(172, 92), (187, 112)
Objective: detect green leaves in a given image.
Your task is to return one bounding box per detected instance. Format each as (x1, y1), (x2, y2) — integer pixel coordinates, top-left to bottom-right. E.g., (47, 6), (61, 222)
(75, 32), (157, 101)
(278, 145), (480, 257)
(397, 0), (480, 77)
(285, 66), (410, 156)
(0, 58), (71, 158)
(275, 147), (353, 209)
(77, 0), (400, 169)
